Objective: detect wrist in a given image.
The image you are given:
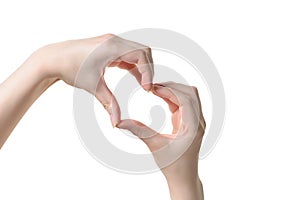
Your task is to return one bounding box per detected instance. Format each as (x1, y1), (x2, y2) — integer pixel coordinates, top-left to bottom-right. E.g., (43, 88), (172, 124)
(162, 156), (199, 180)
(167, 176), (204, 200)
(162, 158), (203, 200)
(22, 54), (59, 87)
(166, 176), (203, 200)
(26, 48), (60, 81)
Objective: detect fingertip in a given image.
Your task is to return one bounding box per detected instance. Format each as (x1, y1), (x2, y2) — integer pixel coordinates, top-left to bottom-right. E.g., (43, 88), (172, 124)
(111, 97), (121, 126)
(142, 83), (152, 92)
(116, 119), (131, 129)
(111, 114), (120, 128)
(141, 69), (153, 91)
(109, 114), (119, 128)
(151, 84), (164, 95)
(153, 83), (166, 89)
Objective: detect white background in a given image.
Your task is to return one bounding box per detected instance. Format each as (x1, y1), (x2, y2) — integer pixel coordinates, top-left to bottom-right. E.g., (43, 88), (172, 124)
(0, 0), (300, 199)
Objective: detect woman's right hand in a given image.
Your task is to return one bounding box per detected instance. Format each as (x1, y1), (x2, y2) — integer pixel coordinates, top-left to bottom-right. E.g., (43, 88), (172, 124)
(118, 82), (205, 200)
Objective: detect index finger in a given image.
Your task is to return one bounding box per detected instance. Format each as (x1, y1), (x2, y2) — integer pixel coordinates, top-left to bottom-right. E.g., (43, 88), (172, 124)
(120, 48), (154, 91)
(152, 83), (201, 132)
(135, 49), (154, 91)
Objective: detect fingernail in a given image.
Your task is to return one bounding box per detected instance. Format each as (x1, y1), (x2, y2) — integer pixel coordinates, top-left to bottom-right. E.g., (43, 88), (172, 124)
(111, 113), (120, 128)
(110, 115), (119, 128)
(153, 84), (164, 91)
(104, 103), (112, 114)
(145, 85), (151, 92)
(154, 83), (165, 87)
(142, 82), (152, 92)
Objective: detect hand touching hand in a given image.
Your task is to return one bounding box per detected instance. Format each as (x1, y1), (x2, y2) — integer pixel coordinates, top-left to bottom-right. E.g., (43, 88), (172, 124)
(118, 82), (205, 200)
(33, 34), (154, 126)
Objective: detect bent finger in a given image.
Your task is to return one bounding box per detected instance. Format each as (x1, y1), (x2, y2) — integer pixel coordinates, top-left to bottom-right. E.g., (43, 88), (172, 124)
(117, 119), (160, 148)
(95, 77), (121, 127)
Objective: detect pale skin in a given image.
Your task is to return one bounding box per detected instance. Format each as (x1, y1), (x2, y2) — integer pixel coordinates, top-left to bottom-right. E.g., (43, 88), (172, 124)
(119, 82), (205, 200)
(0, 34), (204, 200)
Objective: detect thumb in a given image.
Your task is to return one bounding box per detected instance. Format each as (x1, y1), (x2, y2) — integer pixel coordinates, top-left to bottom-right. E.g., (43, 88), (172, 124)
(95, 77), (121, 127)
(118, 119), (159, 147)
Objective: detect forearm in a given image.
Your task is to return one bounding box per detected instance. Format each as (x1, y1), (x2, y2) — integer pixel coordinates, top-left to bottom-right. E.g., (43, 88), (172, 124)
(0, 56), (58, 148)
(166, 175), (204, 200)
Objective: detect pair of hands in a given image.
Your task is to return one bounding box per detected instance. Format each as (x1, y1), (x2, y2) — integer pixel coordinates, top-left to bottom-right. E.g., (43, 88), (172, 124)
(26, 34), (205, 199)
(32, 34), (206, 175)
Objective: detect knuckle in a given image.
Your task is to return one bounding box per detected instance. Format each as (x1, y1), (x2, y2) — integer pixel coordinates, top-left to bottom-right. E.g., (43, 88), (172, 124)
(199, 119), (206, 132)
(144, 47), (152, 54)
(192, 86), (198, 92)
(95, 34), (117, 45)
(203, 120), (206, 129)
(100, 36), (118, 51)
(102, 33), (116, 38)
(191, 86), (199, 95)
